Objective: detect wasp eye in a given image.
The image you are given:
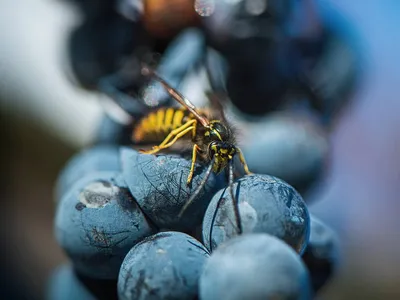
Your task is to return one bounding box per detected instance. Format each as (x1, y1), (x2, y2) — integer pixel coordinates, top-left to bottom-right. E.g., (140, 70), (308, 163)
(212, 122), (228, 140)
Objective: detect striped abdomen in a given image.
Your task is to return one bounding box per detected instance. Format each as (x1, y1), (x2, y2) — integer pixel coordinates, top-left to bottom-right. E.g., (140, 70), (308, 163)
(132, 107), (196, 143)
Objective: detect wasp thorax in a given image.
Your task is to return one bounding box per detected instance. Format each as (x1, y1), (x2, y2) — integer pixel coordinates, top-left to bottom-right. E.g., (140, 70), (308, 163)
(205, 121), (229, 142)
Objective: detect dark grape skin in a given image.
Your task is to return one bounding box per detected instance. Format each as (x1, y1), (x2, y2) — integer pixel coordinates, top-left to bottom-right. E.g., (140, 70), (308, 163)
(94, 113), (135, 146)
(202, 174), (310, 254)
(199, 233), (312, 300)
(96, 28), (206, 125)
(200, 0), (307, 116)
(118, 232), (210, 300)
(55, 145), (121, 201)
(55, 171), (157, 280)
(139, 28), (205, 108)
(200, 0), (360, 121)
(121, 147), (226, 232)
(67, 1), (142, 89)
(302, 215), (340, 293)
(47, 264), (118, 300)
(240, 113), (328, 195)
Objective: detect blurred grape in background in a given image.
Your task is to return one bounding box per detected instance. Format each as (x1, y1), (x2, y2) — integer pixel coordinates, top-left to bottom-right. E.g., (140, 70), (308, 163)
(0, 0), (400, 299)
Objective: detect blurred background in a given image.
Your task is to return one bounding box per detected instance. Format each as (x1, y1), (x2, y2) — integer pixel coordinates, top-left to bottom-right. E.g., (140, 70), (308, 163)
(0, 0), (399, 299)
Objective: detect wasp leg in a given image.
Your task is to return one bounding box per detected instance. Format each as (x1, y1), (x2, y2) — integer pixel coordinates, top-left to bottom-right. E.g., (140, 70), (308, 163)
(236, 147), (252, 175)
(159, 119), (196, 148)
(140, 119), (196, 154)
(142, 125), (196, 155)
(229, 161), (242, 234)
(187, 144), (200, 185)
(159, 126), (195, 149)
(178, 157), (215, 219)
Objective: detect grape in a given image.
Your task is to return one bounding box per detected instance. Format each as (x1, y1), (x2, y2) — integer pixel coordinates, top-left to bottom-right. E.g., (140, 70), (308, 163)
(202, 174), (310, 254)
(55, 145), (121, 201)
(302, 0), (363, 124)
(118, 232), (209, 300)
(55, 171), (157, 279)
(140, 28), (205, 108)
(201, 0), (360, 120)
(94, 113), (134, 146)
(121, 147), (225, 231)
(68, 2), (138, 88)
(199, 233), (312, 300)
(47, 264), (117, 300)
(302, 215), (339, 293)
(240, 113), (328, 195)
(201, 0), (302, 116)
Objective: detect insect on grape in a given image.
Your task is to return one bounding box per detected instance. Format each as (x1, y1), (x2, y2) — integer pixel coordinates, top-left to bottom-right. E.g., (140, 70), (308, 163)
(133, 65), (251, 233)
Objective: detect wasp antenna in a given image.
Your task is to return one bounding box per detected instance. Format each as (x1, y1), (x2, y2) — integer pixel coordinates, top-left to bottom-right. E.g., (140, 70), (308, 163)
(178, 157), (215, 219)
(229, 161), (242, 234)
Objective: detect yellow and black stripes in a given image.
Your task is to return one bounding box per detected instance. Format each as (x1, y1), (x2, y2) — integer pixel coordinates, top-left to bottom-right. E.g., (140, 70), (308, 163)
(141, 119), (197, 155)
(133, 107), (194, 143)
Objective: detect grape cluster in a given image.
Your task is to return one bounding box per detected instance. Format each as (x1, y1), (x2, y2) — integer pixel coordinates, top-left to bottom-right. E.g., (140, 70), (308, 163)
(51, 1), (351, 298)
(49, 145), (338, 300)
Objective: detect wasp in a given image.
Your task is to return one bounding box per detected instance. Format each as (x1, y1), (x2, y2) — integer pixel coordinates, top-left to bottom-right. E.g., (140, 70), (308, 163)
(133, 65), (251, 233)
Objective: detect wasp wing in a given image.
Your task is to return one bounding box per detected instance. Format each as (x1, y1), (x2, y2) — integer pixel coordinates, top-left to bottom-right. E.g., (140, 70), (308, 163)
(142, 65), (210, 127)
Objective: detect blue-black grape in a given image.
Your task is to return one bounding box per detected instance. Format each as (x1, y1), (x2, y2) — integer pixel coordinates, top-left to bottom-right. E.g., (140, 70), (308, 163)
(302, 215), (340, 293)
(55, 171), (157, 279)
(199, 233), (312, 300)
(139, 28), (205, 108)
(201, 0), (303, 116)
(202, 174), (310, 254)
(55, 145), (121, 201)
(201, 0), (360, 121)
(94, 113), (134, 146)
(240, 113), (328, 195)
(68, 1), (139, 88)
(118, 231), (210, 300)
(121, 147), (225, 231)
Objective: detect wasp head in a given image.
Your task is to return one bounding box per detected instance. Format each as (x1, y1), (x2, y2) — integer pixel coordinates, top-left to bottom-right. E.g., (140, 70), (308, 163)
(208, 141), (236, 173)
(202, 120), (236, 173)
